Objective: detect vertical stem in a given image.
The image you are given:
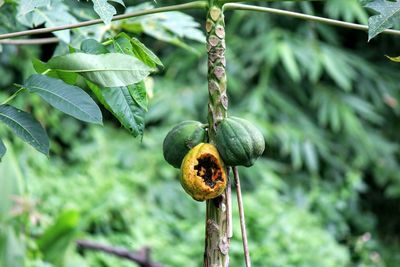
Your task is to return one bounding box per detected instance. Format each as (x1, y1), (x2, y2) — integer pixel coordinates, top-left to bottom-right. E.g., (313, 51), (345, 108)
(204, 1), (231, 267)
(233, 166), (251, 267)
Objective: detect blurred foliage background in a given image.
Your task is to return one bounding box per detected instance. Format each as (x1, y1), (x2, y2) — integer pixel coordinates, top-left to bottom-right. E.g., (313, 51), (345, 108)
(1, 0), (400, 266)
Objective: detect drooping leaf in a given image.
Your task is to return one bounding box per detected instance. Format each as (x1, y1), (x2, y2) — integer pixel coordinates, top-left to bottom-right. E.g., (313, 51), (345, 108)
(366, 0), (400, 40)
(0, 105), (49, 155)
(24, 74), (103, 124)
(47, 53), (152, 87)
(92, 0), (124, 24)
(87, 82), (145, 137)
(81, 39), (109, 55)
(114, 33), (162, 68)
(0, 139), (5, 161)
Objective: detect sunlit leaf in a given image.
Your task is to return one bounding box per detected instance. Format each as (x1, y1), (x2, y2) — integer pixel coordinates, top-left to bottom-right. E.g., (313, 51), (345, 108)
(32, 58), (78, 85)
(92, 0), (124, 25)
(18, 0), (50, 15)
(17, 2), (77, 43)
(47, 53), (153, 87)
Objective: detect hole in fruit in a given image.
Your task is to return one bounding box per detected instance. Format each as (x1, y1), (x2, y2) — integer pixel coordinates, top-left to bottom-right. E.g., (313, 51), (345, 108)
(194, 153), (224, 189)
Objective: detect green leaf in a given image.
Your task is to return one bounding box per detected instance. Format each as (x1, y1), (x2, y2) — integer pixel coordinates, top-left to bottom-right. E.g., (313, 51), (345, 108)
(32, 58), (77, 85)
(0, 105), (49, 155)
(366, 0), (400, 40)
(81, 39), (109, 55)
(24, 74), (103, 124)
(386, 55), (400, 62)
(38, 209), (80, 265)
(128, 81), (148, 111)
(279, 42), (301, 82)
(0, 139), (5, 161)
(87, 82), (145, 137)
(303, 141), (318, 173)
(47, 53), (152, 87)
(92, 0), (124, 24)
(114, 33), (163, 68)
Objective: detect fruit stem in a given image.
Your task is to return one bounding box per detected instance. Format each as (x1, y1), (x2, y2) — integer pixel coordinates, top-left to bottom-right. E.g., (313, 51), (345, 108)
(204, 1), (231, 267)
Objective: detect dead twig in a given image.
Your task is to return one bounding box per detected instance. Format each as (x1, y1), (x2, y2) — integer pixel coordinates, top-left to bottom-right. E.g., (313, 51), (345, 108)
(76, 240), (165, 267)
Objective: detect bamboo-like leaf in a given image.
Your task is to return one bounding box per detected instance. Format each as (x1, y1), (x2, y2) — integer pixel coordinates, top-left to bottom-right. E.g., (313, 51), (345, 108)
(0, 105), (49, 155)
(24, 74), (103, 124)
(47, 53), (152, 87)
(0, 139), (5, 161)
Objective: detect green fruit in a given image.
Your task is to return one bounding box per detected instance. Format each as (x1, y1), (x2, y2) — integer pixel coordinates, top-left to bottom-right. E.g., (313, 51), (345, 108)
(215, 117), (265, 167)
(163, 121), (207, 168)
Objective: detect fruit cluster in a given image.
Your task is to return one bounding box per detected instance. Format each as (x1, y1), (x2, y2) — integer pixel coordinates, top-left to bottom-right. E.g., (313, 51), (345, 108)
(163, 117), (265, 201)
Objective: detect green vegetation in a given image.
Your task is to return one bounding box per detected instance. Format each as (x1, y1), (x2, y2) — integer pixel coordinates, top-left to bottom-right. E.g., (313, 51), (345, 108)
(1, 0), (400, 266)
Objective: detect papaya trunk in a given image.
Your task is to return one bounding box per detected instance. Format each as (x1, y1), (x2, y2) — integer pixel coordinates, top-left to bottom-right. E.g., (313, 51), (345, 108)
(204, 1), (232, 267)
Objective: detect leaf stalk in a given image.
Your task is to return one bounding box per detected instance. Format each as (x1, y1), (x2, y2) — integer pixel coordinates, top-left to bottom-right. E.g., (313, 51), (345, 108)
(223, 3), (400, 37)
(0, 1), (208, 40)
(1, 87), (25, 105)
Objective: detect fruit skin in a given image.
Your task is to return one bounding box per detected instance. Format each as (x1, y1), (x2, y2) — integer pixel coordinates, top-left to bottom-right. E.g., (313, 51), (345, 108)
(180, 143), (227, 201)
(215, 117), (265, 167)
(163, 121), (207, 168)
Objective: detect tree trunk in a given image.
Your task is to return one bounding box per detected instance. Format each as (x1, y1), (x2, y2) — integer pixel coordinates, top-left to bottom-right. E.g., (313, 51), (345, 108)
(203, 1), (232, 267)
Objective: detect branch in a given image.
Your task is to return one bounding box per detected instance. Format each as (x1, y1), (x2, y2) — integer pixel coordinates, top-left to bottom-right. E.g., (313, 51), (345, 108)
(220, 0), (324, 3)
(233, 167), (251, 267)
(0, 37), (59, 45)
(0, 1), (207, 40)
(76, 240), (165, 267)
(223, 3), (400, 37)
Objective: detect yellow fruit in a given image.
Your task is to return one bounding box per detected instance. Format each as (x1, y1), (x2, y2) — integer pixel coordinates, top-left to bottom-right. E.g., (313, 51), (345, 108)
(180, 143), (227, 201)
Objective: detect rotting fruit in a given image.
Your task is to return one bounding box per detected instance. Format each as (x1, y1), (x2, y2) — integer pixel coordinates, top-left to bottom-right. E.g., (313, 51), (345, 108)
(163, 121), (207, 168)
(215, 116), (265, 167)
(180, 143), (227, 201)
